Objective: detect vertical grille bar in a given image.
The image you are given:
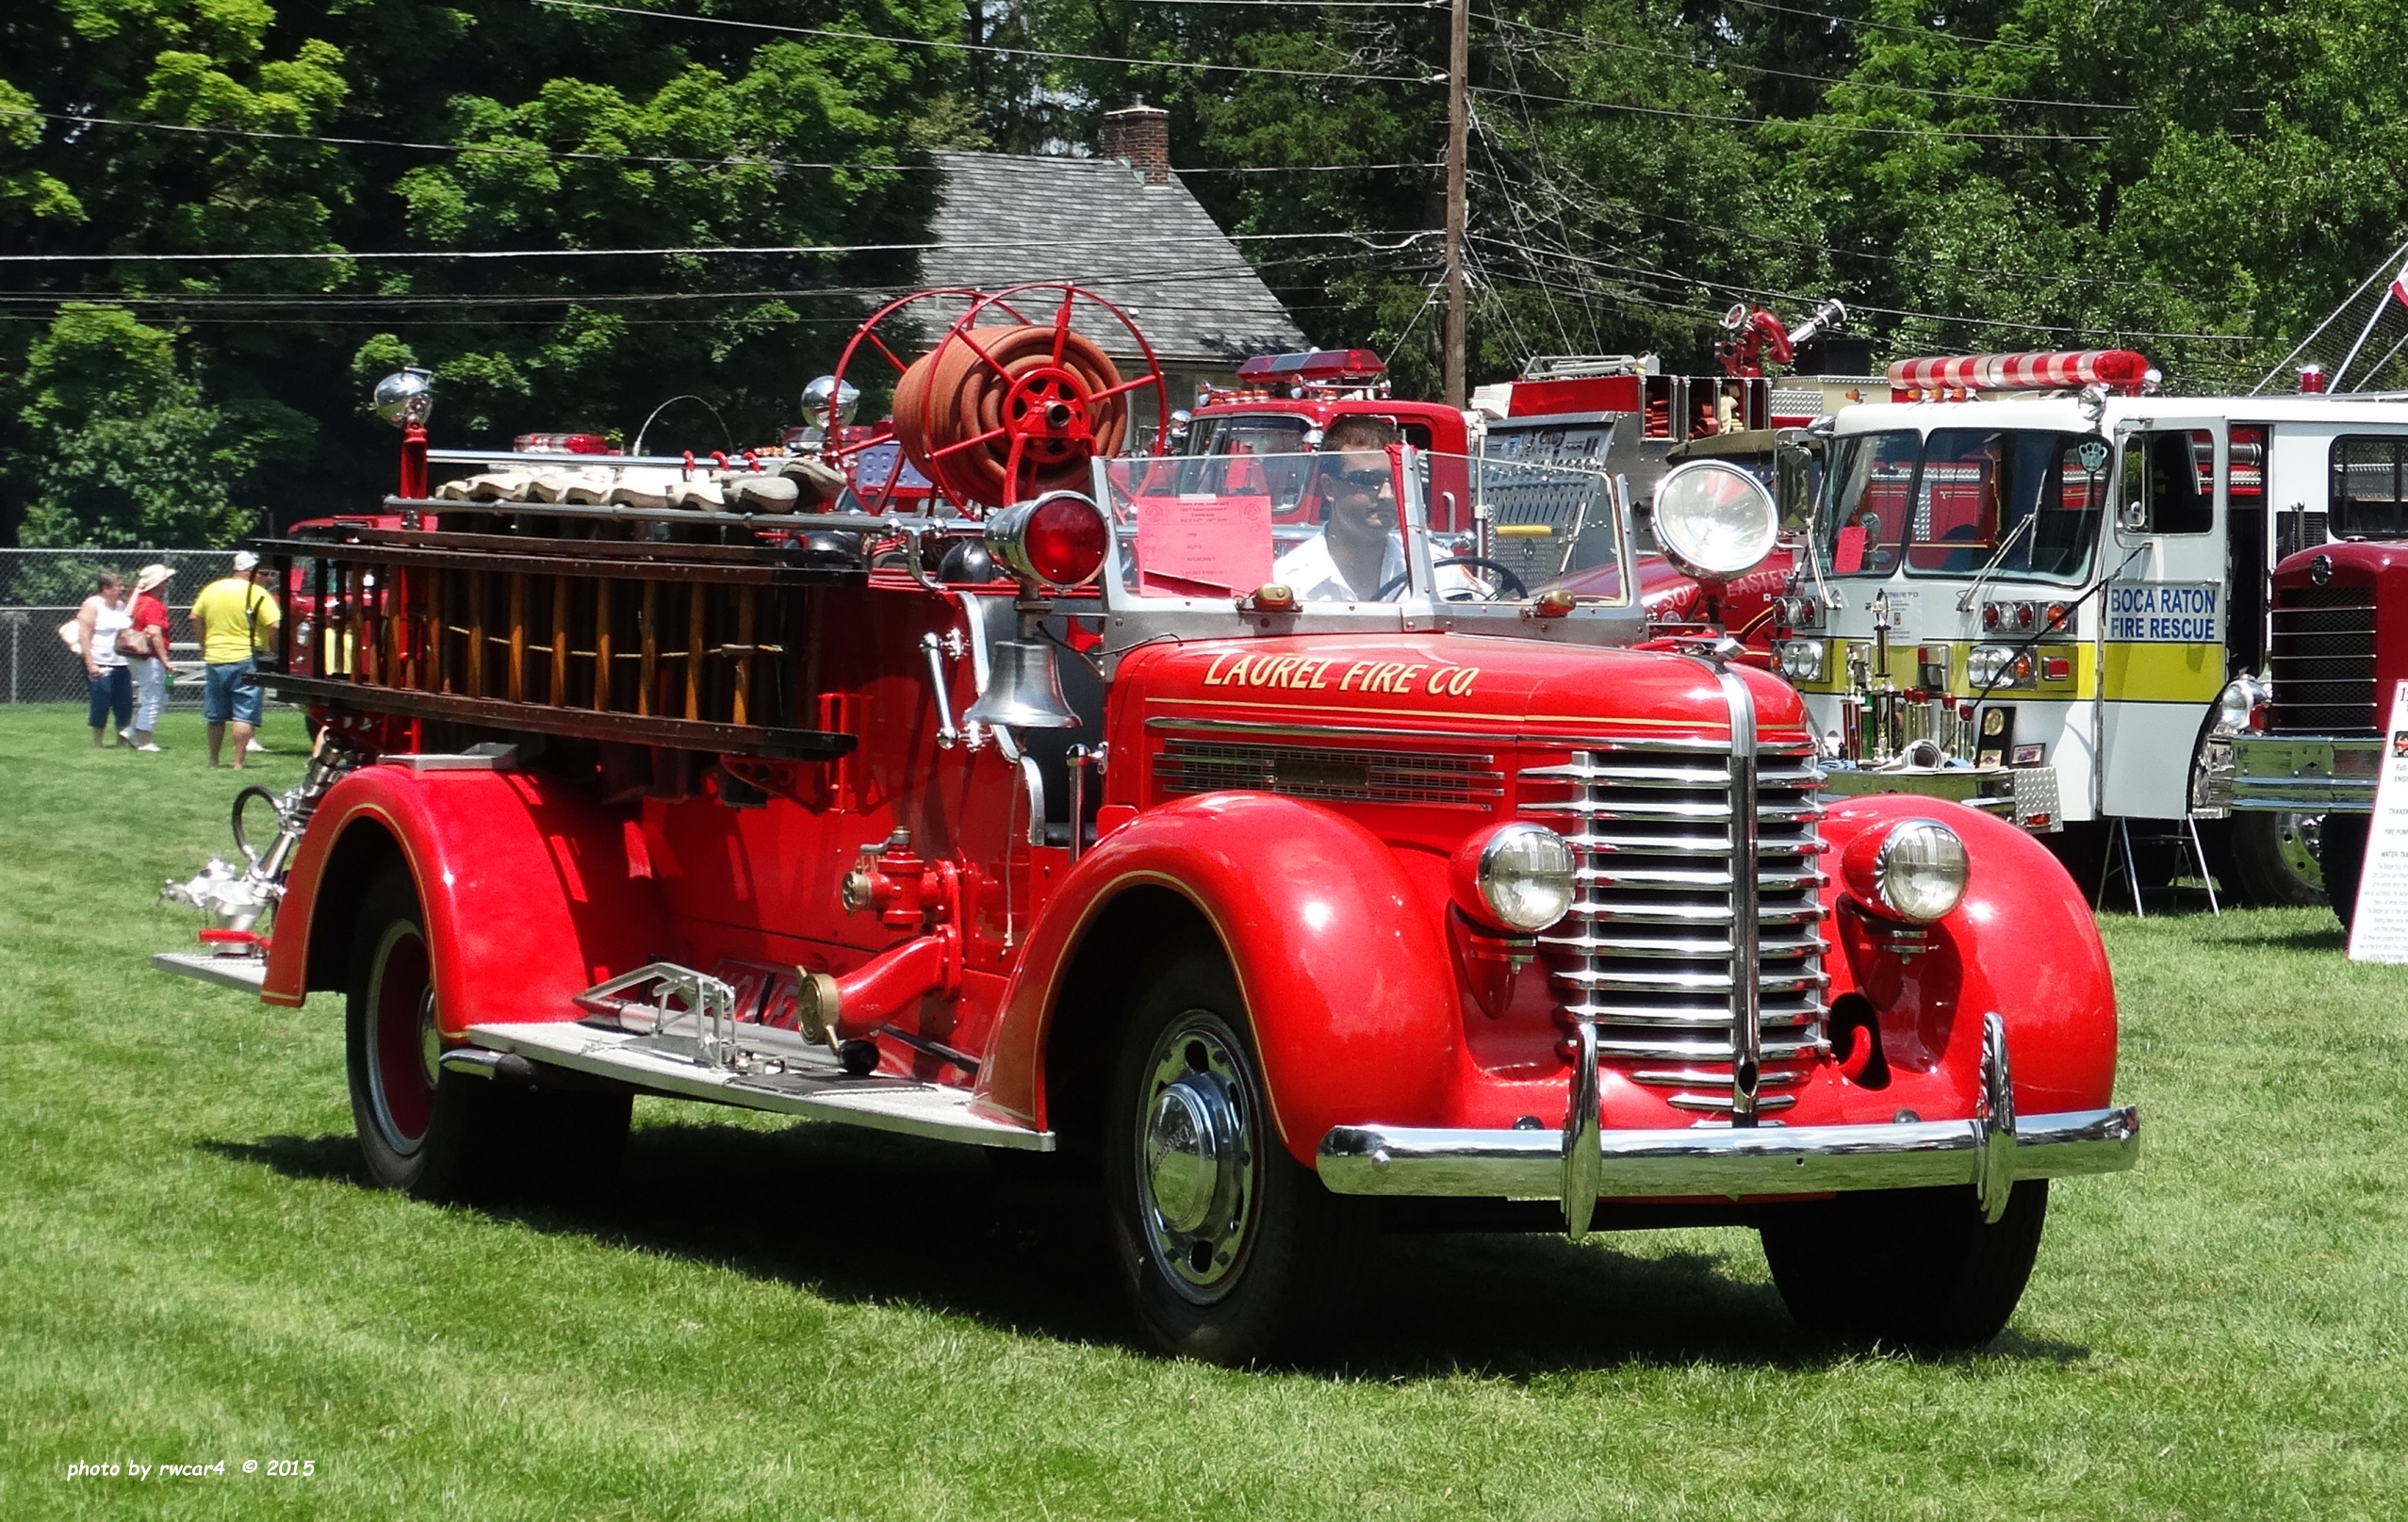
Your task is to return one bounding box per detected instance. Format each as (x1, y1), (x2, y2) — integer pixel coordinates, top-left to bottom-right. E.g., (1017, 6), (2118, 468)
(1712, 666), (1762, 1125)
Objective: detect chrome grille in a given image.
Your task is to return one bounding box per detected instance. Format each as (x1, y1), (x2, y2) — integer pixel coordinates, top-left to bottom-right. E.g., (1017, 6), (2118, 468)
(1155, 737), (1504, 807)
(1520, 742), (1827, 1114)
(2269, 582), (2376, 735)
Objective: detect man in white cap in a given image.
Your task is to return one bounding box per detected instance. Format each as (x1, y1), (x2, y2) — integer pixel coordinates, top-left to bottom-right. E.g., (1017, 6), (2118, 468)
(189, 550), (282, 769)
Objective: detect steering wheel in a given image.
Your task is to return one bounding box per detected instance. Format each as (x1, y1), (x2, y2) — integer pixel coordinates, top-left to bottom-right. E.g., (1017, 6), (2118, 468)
(1371, 555), (1531, 602)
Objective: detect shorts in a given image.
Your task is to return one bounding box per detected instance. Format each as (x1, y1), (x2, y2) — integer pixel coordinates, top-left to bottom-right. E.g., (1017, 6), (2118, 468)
(204, 659), (263, 726)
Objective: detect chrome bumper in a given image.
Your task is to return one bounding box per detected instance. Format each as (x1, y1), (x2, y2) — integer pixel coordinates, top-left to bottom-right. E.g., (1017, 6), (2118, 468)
(2226, 735), (2379, 813)
(1317, 1013), (2137, 1236)
(1317, 1105), (2138, 1201)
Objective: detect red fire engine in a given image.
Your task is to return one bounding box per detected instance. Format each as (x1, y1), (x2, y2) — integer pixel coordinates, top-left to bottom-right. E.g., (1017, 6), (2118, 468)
(156, 286), (2135, 1363)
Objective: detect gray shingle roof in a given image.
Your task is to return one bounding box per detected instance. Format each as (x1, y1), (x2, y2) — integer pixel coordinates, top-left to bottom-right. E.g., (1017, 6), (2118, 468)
(920, 152), (1307, 369)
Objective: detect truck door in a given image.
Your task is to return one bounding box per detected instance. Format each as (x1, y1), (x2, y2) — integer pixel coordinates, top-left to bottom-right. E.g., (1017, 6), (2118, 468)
(2098, 419), (2228, 819)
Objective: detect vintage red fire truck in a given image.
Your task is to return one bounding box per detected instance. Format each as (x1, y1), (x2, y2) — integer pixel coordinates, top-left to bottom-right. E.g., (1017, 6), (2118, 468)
(156, 286), (2135, 1362)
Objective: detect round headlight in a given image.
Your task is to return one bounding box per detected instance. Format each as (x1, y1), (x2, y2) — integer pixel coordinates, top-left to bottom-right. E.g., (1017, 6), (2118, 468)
(1649, 460), (1780, 578)
(1452, 823), (1576, 932)
(1846, 818), (1968, 923)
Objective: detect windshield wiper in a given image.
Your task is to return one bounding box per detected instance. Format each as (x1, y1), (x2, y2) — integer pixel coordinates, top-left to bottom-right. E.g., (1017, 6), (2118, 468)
(1956, 509), (2040, 613)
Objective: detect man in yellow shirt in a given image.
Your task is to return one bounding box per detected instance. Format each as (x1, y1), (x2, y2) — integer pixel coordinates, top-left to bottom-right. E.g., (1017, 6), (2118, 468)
(189, 550), (282, 769)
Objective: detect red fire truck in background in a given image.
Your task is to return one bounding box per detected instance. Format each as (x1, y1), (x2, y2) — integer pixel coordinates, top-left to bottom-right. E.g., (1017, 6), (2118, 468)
(156, 285), (2135, 1364)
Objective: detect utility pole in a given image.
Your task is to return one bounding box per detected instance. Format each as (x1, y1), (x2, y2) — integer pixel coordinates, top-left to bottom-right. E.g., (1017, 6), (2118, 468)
(1441, 0), (1468, 409)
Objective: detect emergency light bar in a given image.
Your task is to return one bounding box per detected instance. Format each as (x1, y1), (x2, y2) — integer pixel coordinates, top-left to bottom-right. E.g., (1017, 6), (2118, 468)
(1887, 350), (2151, 399)
(1234, 349), (1384, 385)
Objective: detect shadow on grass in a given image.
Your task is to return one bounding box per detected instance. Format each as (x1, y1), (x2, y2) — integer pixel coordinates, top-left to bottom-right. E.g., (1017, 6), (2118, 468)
(199, 1120), (2089, 1378)
(2188, 922), (2347, 951)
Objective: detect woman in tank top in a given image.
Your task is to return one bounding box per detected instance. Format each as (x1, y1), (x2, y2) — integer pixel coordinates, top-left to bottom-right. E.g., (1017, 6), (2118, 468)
(77, 571), (135, 746)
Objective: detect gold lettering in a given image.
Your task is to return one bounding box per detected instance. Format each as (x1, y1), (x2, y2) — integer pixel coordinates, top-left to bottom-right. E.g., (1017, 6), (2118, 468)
(1270, 656), (1301, 687)
(1395, 665), (1425, 694)
(1449, 666), (1479, 696)
(1339, 662), (1366, 692)
(1224, 655), (1253, 686)
(1308, 660), (1333, 689)
(1426, 667), (1452, 695)
(1202, 652), (1236, 686)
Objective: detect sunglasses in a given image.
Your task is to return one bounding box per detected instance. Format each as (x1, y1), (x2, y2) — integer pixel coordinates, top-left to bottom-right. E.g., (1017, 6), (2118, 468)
(1329, 466), (1390, 493)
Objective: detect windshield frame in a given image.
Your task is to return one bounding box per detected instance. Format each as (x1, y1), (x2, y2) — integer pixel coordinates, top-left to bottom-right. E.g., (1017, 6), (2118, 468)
(1092, 447), (1633, 618)
(1816, 424), (2110, 587)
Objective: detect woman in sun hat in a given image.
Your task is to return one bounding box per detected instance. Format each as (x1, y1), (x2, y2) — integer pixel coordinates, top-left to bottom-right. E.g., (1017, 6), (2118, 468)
(126, 563), (174, 751)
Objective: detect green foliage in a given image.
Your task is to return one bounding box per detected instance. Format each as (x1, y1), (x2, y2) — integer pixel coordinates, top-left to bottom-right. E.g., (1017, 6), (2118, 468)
(9, 304), (261, 548)
(1, 0), (2403, 548)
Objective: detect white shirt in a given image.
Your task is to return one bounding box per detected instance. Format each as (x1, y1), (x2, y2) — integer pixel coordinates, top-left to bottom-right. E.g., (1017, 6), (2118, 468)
(1271, 532), (1484, 601)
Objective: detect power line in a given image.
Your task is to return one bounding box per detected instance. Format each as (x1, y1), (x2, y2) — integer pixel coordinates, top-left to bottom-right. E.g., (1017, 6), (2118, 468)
(1470, 230), (2259, 342)
(0, 228), (1434, 264)
(0, 106), (1420, 180)
(1717, 0), (2055, 56)
(1470, 82), (2109, 142)
(534, 0), (1436, 84)
(1477, 11), (2133, 112)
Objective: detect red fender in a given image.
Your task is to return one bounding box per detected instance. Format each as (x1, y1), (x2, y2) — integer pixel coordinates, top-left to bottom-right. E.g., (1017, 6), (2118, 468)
(1817, 793), (2117, 1117)
(975, 794), (1459, 1165)
(263, 765), (663, 1038)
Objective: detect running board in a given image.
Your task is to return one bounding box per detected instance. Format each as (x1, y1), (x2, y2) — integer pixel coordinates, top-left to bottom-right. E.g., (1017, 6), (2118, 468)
(151, 951), (269, 995)
(463, 1019), (1053, 1152)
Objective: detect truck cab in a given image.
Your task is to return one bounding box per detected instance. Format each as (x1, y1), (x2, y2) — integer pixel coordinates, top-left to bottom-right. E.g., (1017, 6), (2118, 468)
(1778, 352), (2408, 906)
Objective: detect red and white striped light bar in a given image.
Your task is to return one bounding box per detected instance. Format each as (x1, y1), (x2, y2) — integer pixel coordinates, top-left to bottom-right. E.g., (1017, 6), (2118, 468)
(1887, 350), (2151, 400)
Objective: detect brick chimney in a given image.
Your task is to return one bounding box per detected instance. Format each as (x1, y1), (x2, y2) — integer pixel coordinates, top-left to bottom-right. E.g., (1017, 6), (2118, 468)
(1101, 99), (1171, 186)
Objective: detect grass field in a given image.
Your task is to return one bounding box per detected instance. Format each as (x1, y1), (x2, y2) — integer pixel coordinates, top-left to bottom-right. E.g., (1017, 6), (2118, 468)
(2, 701), (2404, 1519)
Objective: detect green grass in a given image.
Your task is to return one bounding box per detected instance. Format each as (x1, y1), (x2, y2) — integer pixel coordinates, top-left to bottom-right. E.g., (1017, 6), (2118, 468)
(2, 700), (2404, 1519)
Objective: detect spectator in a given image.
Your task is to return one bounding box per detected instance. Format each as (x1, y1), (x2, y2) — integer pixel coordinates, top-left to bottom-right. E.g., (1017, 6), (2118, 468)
(75, 571), (134, 747)
(126, 563), (174, 752)
(190, 550), (282, 770)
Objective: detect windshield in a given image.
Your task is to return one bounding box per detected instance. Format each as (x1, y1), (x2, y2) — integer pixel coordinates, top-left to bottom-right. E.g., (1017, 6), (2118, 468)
(1820, 427), (2108, 583)
(1098, 450), (1627, 606)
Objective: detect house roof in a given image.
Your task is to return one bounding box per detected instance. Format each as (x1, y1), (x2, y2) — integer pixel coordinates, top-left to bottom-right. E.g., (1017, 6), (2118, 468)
(920, 151), (1308, 369)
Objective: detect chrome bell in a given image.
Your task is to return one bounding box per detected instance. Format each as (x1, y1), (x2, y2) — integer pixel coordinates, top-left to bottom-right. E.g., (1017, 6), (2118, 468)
(964, 640), (1080, 729)
(372, 368), (434, 429)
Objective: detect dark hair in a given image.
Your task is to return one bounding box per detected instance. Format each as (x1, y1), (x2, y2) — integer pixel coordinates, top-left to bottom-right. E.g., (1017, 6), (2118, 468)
(96, 571), (123, 592)
(1321, 415), (1402, 453)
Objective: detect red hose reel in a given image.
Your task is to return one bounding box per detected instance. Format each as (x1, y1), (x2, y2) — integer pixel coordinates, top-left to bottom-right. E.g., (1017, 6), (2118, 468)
(827, 285), (1171, 512)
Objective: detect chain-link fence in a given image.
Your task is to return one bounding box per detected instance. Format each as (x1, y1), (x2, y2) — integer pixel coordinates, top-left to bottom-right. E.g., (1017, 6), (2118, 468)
(0, 548), (264, 706)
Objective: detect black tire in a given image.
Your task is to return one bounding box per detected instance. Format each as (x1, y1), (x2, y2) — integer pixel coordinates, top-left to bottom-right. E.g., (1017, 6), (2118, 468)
(2223, 810), (2326, 908)
(1759, 1180), (2049, 1352)
(344, 867), (630, 1202)
(1101, 945), (1370, 1365)
(2320, 812), (2370, 936)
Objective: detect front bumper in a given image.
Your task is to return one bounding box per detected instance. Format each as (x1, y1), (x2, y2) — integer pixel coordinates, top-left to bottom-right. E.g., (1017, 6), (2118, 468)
(1318, 1105), (2137, 1201)
(1317, 1012), (2136, 1236)
(2226, 734), (2379, 813)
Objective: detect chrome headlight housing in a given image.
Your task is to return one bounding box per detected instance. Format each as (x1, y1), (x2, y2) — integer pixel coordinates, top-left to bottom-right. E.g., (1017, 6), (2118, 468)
(1774, 637), (1826, 683)
(1967, 643), (2033, 691)
(2213, 674), (2269, 737)
(1650, 460), (1781, 578)
(1859, 819), (1969, 922)
(1453, 823), (1576, 932)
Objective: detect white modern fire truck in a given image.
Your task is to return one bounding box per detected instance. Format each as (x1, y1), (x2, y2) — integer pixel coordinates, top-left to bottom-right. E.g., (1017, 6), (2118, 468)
(1770, 349), (2408, 907)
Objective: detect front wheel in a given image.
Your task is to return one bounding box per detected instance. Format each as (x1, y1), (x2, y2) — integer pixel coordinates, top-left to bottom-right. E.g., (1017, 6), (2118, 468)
(345, 866), (629, 1202)
(1759, 1181), (2048, 1352)
(1102, 947), (1368, 1365)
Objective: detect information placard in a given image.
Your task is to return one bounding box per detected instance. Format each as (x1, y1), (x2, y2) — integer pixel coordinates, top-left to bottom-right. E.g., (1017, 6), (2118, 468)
(2346, 679), (2408, 963)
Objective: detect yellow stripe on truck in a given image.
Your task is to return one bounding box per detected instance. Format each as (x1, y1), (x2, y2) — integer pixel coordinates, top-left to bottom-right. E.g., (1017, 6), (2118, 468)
(2099, 642), (2222, 703)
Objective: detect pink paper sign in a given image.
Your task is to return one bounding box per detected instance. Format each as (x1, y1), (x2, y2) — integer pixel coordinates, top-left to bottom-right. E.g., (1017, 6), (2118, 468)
(1138, 494), (1273, 597)
(1833, 524), (1867, 574)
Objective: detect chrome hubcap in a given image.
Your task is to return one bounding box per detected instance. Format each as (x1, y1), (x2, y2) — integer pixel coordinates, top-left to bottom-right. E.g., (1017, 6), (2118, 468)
(2280, 811), (2325, 892)
(1136, 1017), (1256, 1302)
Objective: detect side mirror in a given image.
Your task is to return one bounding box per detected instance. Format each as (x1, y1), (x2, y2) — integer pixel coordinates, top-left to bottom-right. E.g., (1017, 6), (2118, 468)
(1774, 443), (1816, 530)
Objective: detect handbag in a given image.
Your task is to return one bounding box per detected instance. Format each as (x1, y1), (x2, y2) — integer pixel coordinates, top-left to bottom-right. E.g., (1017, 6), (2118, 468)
(57, 617), (81, 652)
(115, 624), (150, 659)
